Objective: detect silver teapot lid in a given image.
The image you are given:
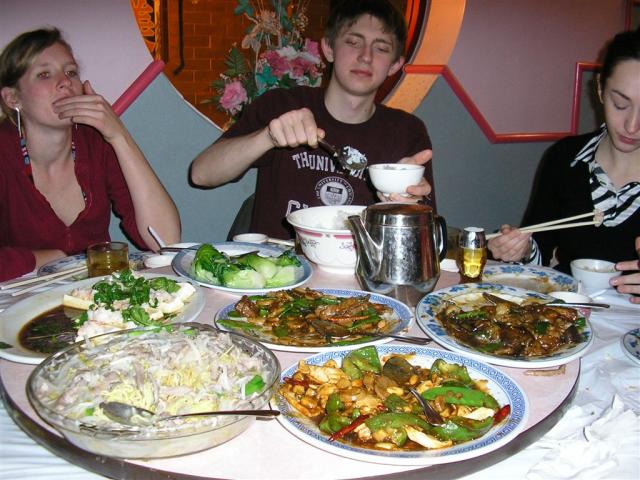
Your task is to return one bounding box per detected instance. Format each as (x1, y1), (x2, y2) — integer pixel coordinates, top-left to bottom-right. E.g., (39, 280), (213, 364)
(363, 203), (433, 227)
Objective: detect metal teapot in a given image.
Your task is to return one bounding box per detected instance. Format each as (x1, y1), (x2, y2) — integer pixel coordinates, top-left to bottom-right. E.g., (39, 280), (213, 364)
(348, 203), (447, 306)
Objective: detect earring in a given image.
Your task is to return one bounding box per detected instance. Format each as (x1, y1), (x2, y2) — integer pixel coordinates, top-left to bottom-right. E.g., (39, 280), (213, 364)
(14, 107), (21, 135)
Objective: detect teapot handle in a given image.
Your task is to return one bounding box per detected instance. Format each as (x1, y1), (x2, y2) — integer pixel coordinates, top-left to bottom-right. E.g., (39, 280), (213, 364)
(434, 215), (447, 262)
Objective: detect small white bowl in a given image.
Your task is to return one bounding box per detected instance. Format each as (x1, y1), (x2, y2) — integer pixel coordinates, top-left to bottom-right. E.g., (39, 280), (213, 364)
(570, 258), (621, 292)
(143, 254), (173, 269)
(286, 205), (366, 274)
(548, 291), (593, 303)
(368, 163), (425, 196)
(233, 233), (268, 244)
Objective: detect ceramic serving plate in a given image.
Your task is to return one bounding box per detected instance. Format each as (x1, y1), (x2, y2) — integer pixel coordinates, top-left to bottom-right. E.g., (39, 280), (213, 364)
(172, 242), (312, 295)
(215, 288), (414, 353)
(415, 283), (593, 369)
(482, 265), (578, 293)
(0, 273), (205, 365)
(273, 345), (529, 465)
(621, 328), (640, 365)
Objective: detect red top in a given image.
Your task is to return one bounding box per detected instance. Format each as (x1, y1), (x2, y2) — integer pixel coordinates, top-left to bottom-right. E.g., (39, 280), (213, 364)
(0, 120), (147, 281)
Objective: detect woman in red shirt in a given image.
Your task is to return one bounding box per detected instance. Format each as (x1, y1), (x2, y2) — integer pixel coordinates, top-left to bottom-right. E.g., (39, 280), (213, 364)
(0, 28), (180, 281)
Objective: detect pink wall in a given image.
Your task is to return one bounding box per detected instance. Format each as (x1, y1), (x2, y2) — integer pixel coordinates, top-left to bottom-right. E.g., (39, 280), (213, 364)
(448, 0), (627, 135)
(1, 0), (153, 105)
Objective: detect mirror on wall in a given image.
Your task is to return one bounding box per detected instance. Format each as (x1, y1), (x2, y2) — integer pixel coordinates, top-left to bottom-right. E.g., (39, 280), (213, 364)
(131, 0), (427, 127)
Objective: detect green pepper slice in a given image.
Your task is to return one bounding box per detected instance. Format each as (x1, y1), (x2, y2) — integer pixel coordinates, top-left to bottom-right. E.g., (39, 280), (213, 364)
(422, 386), (499, 409)
(429, 359), (474, 386)
(341, 346), (382, 379)
(364, 412), (431, 432)
(428, 416), (494, 442)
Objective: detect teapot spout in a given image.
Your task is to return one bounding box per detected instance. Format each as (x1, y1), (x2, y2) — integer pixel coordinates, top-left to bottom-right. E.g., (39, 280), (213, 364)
(348, 214), (381, 278)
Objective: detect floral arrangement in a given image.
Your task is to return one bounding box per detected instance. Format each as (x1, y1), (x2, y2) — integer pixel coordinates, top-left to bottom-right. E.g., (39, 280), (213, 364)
(205, 0), (324, 125)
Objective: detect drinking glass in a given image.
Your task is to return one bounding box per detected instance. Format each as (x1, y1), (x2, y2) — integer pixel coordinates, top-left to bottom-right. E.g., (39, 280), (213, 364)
(87, 241), (129, 277)
(456, 227), (487, 283)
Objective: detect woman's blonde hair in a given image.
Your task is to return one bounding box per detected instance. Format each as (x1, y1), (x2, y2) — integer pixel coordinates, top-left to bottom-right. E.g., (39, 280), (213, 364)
(0, 27), (73, 120)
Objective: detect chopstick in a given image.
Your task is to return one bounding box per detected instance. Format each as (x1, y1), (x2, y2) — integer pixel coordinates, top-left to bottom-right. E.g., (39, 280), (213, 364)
(486, 211), (600, 240)
(10, 267), (87, 297)
(1, 264), (87, 291)
(147, 226), (166, 248)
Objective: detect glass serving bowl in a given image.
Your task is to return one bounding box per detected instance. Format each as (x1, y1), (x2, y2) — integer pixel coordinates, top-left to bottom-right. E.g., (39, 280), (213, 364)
(27, 323), (280, 459)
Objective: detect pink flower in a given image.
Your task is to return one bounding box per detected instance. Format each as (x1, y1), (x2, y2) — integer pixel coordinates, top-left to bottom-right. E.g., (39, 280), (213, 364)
(304, 39), (321, 62)
(262, 50), (289, 78)
(220, 80), (248, 113)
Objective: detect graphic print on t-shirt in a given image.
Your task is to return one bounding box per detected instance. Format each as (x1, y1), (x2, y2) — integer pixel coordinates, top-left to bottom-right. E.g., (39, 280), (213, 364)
(315, 176), (354, 205)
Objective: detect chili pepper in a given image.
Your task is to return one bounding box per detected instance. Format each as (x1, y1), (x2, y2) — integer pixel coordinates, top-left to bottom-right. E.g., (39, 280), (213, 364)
(283, 377), (309, 388)
(575, 317), (586, 328)
(429, 359), (473, 386)
(328, 414), (370, 441)
(319, 413), (352, 435)
(476, 342), (504, 353)
(422, 386), (499, 409)
(493, 404), (511, 423)
(364, 412), (431, 432)
(428, 416), (494, 442)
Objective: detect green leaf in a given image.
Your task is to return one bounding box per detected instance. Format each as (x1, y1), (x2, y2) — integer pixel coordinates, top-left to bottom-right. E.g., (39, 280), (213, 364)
(0, 341), (12, 349)
(224, 47), (251, 78)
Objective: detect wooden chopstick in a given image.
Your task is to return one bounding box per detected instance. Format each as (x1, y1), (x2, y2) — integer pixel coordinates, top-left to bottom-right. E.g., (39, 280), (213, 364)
(486, 211), (598, 240)
(0, 264), (87, 290)
(10, 267), (86, 297)
(518, 220), (598, 235)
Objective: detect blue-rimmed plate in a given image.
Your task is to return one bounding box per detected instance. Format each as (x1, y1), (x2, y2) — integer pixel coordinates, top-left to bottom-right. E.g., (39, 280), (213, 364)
(482, 265), (577, 293)
(416, 283), (593, 369)
(621, 328), (640, 365)
(38, 252), (146, 281)
(273, 345), (528, 465)
(0, 272), (205, 365)
(172, 242), (312, 295)
(215, 288), (414, 352)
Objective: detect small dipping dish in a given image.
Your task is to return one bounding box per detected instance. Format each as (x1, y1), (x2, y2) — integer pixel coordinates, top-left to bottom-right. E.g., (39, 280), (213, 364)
(232, 233), (268, 244)
(548, 291), (593, 304)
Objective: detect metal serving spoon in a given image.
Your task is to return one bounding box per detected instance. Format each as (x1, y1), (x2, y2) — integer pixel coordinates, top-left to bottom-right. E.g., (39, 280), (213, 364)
(408, 387), (444, 426)
(310, 319), (431, 346)
(99, 401), (280, 426)
(317, 138), (368, 171)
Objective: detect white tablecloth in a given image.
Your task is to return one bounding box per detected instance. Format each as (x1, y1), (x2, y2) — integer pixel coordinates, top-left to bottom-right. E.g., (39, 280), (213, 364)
(1, 279), (638, 480)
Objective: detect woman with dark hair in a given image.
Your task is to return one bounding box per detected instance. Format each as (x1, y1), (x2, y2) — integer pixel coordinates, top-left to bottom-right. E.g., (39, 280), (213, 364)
(0, 27), (180, 281)
(488, 29), (640, 303)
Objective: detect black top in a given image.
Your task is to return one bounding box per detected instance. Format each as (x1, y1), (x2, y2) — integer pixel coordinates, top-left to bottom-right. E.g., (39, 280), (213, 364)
(523, 130), (640, 273)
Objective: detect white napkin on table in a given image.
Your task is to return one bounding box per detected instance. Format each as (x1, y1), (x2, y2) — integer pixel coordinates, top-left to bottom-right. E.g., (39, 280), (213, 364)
(527, 395), (640, 480)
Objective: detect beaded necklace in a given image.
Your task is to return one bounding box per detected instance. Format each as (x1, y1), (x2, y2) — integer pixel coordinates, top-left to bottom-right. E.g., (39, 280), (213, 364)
(19, 128), (86, 199)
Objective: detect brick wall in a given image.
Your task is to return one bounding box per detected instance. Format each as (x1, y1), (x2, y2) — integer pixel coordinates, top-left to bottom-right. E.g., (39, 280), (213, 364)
(158, 0), (331, 127)
(132, 0), (408, 127)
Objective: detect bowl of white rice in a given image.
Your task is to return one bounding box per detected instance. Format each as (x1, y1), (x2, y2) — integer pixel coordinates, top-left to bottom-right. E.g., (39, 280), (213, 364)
(286, 205), (366, 274)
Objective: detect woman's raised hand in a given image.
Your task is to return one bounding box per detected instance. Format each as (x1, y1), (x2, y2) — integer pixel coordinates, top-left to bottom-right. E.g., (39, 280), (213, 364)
(53, 80), (125, 143)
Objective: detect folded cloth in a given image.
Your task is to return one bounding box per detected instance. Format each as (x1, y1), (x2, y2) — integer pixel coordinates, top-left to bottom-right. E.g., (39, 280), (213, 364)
(527, 395), (640, 480)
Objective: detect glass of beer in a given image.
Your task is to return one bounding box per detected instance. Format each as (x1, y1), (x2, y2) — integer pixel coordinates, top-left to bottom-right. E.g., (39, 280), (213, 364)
(456, 227), (487, 283)
(87, 241), (129, 277)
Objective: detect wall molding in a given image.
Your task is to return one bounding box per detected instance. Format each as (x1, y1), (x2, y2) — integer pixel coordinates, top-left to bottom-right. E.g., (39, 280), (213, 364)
(112, 60), (165, 115)
(405, 63), (599, 144)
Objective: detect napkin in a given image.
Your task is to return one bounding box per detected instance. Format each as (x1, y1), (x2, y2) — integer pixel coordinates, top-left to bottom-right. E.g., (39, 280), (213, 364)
(527, 395), (640, 480)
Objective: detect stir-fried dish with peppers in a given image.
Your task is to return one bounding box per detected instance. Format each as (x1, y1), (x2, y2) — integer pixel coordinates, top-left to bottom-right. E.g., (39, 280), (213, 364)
(217, 288), (400, 347)
(279, 346), (510, 451)
(437, 293), (587, 357)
